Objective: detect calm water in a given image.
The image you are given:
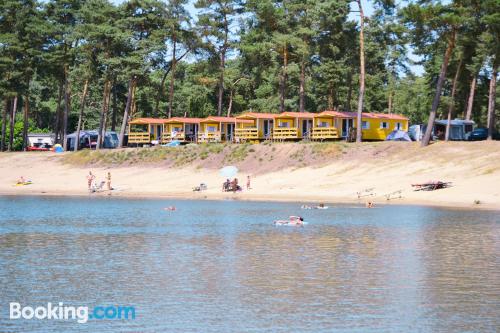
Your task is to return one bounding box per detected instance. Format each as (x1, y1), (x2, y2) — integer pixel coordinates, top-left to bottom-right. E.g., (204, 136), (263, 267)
(0, 196), (499, 333)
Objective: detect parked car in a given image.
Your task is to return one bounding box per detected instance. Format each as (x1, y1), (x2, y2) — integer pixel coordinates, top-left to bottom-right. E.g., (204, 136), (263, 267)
(468, 128), (500, 141)
(468, 128), (488, 141)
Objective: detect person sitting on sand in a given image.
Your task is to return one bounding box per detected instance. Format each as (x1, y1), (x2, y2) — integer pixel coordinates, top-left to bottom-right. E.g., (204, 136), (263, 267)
(17, 176), (26, 184)
(222, 179), (231, 192)
(87, 171), (95, 190)
(231, 178), (241, 192)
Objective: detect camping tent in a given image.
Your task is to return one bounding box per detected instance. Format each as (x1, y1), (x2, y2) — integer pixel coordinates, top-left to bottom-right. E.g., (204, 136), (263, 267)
(386, 130), (411, 141)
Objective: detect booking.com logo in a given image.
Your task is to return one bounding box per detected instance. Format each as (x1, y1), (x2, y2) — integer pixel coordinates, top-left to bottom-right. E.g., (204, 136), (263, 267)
(9, 302), (135, 324)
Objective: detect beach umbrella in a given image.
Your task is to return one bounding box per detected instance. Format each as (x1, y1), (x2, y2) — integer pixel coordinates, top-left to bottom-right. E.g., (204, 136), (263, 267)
(219, 165), (238, 178)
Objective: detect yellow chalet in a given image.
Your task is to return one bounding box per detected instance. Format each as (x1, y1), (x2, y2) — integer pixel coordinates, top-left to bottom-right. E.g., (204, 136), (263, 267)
(162, 117), (202, 143)
(312, 110), (356, 139)
(234, 112), (277, 142)
(128, 118), (169, 145)
(273, 112), (315, 140)
(311, 110), (409, 141)
(198, 116), (253, 143)
(360, 113), (409, 140)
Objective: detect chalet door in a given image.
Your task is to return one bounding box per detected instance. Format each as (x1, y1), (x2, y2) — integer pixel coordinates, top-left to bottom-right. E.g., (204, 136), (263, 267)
(263, 120), (273, 137)
(227, 124), (234, 141)
(342, 119), (348, 137)
(157, 125), (162, 140)
(302, 120), (312, 137)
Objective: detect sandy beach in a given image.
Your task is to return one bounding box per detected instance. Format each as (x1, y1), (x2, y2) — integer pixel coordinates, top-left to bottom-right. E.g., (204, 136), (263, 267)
(1, 141), (499, 210)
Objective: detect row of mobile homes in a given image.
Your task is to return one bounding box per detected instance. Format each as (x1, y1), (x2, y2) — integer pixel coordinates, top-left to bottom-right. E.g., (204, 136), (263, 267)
(127, 111), (409, 146)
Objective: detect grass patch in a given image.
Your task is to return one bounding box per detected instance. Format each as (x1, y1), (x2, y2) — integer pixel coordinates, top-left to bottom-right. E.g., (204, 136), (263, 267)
(225, 143), (250, 163)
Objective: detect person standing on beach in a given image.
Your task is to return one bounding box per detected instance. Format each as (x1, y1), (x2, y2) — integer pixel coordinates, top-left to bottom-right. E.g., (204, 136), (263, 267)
(106, 172), (112, 191)
(87, 171), (95, 190)
(246, 175), (251, 190)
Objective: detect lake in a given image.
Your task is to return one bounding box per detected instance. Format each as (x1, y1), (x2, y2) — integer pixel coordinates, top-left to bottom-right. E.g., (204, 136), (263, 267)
(0, 196), (498, 332)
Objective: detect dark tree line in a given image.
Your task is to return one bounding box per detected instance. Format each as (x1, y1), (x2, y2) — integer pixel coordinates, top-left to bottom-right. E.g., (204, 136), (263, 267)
(0, 0), (498, 150)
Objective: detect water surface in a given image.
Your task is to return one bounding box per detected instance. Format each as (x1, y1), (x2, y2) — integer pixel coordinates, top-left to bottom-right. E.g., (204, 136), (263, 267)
(0, 196), (499, 332)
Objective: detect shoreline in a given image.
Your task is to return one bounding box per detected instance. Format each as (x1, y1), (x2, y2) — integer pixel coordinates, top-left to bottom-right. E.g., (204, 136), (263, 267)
(1, 188), (499, 211)
(1, 142), (499, 212)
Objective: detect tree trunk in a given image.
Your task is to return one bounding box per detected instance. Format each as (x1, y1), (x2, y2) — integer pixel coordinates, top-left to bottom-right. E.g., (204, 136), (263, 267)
(217, 50), (226, 116)
(346, 69), (353, 112)
(327, 85), (334, 109)
(227, 90), (234, 117)
(168, 33), (177, 118)
(387, 90), (393, 114)
(154, 49), (189, 117)
(97, 80), (111, 150)
(217, 14), (229, 116)
(119, 77), (136, 147)
(445, 56), (463, 141)
(487, 63), (497, 140)
(62, 66), (71, 151)
(1, 98), (8, 151)
(111, 83), (118, 131)
(299, 59), (306, 112)
(22, 94), (29, 151)
(74, 79), (89, 151)
(421, 30), (456, 147)
(465, 75), (477, 121)
(54, 81), (63, 143)
(279, 44), (288, 113)
(9, 95), (18, 151)
(355, 0), (365, 143)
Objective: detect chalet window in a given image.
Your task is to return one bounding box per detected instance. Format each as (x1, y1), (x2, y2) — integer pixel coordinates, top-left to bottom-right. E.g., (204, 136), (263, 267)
(380, 122), (389, 129)
(362, 121), (369, 129)
(395, 122), (402, 130)
(318, 121), (329, 127)
(207, 126), (217, 132)
(279, 122), (290, 128)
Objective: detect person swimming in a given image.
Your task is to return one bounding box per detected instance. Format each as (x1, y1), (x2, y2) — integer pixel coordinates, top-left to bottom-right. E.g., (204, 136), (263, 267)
(164, 206), (176, 211)
(275, 216), (304, 226)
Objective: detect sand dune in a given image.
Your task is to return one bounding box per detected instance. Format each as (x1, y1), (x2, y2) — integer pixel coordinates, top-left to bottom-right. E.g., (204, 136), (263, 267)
(1, 141), (499, 210)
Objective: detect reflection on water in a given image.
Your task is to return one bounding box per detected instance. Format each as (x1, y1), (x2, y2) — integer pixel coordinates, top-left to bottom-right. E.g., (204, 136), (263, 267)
(0, 196), (498, 332)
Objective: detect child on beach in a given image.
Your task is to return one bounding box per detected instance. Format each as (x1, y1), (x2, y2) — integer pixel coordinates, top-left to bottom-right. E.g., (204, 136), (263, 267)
(87, 171), (95, 190)
(106, 172), (112, 190)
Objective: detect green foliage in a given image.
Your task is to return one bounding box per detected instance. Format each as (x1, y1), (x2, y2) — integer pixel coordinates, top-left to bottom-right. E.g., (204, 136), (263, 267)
(1, 0), (499, 150)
